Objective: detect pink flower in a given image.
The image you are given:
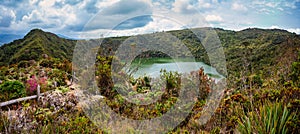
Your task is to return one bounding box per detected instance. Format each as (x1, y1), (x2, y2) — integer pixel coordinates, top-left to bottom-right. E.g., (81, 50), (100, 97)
(26, 75), (48, 94)
(27, 76), (38, 93)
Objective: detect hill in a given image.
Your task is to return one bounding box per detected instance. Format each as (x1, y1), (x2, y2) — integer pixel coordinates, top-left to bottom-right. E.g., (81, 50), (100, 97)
(0, 28), (300, 133)
(0, 29), (76, 66)
(96, 28), (300, 86)
(1, 28), (300, 83)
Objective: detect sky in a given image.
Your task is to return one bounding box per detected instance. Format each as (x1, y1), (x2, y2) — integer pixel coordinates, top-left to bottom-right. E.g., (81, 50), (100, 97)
(0, 0), (300, 40)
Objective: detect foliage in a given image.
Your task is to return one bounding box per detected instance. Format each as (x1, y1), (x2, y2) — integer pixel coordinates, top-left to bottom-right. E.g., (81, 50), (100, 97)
(0, 29), (76, 66)
(26, 75), (38, 94)
(47, 69), (67, 86)
(237, 101), (296, 134)
(26, 75), (48, 94)
(290, 52), (300, 87)
(0, 80), (26, 102)
(0, 28), (300, 133)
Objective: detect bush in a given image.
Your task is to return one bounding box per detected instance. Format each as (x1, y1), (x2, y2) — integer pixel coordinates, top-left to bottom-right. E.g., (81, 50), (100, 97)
(39, 59), (56, 68)
(0, 80), (26, 101)
(17, 60), (29, 68)
(290, 62), (300, 87)
(237, 101), (296, 134)
(47, 69), (67, 86)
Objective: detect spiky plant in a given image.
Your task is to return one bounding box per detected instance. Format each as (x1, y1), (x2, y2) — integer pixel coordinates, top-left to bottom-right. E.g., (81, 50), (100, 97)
(237, 101), (296, 134)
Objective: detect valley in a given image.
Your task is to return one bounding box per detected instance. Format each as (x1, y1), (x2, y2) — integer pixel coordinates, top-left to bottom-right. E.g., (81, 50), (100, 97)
(0, 27), (299, 133)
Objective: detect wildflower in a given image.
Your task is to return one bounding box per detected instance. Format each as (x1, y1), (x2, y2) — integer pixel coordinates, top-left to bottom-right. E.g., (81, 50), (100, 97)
(26, 75), (38, 93)
(26, 75), (48, 94)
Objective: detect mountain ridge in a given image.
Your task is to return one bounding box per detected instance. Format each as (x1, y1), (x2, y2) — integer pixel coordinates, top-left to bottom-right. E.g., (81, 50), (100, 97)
(1, 28), (300, 85)
(0, 29), (76, 66)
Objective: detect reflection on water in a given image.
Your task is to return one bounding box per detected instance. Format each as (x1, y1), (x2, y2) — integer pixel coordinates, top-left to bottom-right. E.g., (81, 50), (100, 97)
(125, 58), (223, 80)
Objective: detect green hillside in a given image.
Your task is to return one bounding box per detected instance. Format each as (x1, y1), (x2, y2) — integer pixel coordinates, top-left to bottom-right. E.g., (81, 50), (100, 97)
(0, 28), (300, 133)
(1, 28), (300, 84)
(0, 29), (76, 66)
(96, 28), (300, 87)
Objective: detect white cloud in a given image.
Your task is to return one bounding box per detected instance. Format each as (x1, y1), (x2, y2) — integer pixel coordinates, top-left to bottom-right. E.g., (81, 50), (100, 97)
(0, 0), (299, 40)
(270, 25), (280, 29)
(269, 26), (300, 34)
(78, 15), (183, 39)
(82, 0), (152, 31)
(172, 0), (196, 14)
(95, 0), (120, 9)
(252, 0), (300, 11)
(205, 15), (223, 23)
(22, 9), (42, 23)
(283, 0), (300, 9)
(231, 3), (247, 11)
(0, 6), (16, 27)
(265, 2), (279, 8)
(39, 0), (56, 7)
(196, 0), (214, 9)
(287, 28), (300, 34)
(29, 0), (39, 5)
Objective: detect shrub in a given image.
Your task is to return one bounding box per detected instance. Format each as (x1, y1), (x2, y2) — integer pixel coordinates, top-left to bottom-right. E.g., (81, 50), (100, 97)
(237, 101), (296, 134)
(47, 69), (67, 86)
(0, 80), (26, 101)
(26, 75), (38, 94)
(17, 60), (29, 68)
(290, 61), (300, 87)
(26, 75), (49, 94)
(39, 59), (56, 68)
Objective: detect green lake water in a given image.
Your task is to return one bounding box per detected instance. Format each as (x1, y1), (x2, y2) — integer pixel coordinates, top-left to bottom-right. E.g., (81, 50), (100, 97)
(125, 58), (224, 80)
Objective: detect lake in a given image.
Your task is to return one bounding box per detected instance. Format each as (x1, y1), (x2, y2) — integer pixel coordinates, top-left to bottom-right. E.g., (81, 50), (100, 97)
(124, 58), (224, 80)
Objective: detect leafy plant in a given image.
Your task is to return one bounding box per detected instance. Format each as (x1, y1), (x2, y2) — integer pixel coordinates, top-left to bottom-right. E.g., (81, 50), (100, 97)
(26, 75), (38, 94)
(237, 101), (296, 134)
(0, 80), (26, 101)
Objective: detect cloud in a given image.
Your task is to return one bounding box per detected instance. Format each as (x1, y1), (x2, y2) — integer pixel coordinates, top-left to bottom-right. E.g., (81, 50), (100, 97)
(78, 0), (99, 13)
(283, 0), (300, 9)
(205, 15), (223, 23)
(269, 25), (300, 34)
(1, 0), (24, 8)
(29, 0), (39, 5)
(287, 28), (300, 34)
(172, 0), (197, 14)
(231, 3), (247, 11)
(78, 15), (183, 39)
(0, 6), (16, 27)
(95, 0), (120, 9)
(114, 16), (153, 30)
(101, 0), (151, 15)
(83, 0), (153, 31)
(63, 0), (82, 6)
(270, 25), (280, 29)
(252, 0), (300, 12)
(0, 0), (299, 40)
(38, 0), (56, 7)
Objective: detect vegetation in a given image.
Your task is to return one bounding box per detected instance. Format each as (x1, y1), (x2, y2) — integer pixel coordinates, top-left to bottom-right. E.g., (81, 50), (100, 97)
(237, 101), (296, 134)
(0, 29), (76, 66)
(0, 80), (26, 101)
(0, 28), (300, 133)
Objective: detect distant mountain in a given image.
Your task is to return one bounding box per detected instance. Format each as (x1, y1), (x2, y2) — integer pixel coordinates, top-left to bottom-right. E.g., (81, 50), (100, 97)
(57, 34), (78, 40)
(0, 29), (76, 66)
(0, 34), (24, 46)
(97, 27), (300, 75)
(0, 28), (299, 83)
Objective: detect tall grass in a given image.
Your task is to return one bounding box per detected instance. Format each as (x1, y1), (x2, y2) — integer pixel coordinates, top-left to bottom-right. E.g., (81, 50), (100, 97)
(237, 101), (296, 134)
